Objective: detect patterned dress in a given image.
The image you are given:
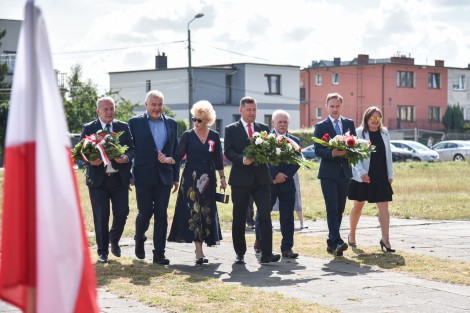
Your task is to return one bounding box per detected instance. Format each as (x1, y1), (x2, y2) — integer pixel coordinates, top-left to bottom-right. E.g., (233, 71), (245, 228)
(167, 129), (223, 246)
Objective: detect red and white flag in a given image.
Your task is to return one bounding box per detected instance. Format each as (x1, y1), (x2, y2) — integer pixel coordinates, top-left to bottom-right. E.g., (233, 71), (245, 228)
(0, 1), (99, 312)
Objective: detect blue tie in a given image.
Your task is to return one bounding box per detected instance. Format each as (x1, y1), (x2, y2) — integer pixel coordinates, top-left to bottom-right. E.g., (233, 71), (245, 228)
(334, 119), (341, 135)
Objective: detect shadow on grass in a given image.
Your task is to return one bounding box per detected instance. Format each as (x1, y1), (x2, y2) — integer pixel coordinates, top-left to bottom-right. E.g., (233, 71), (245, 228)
(346, 246), (406, 270)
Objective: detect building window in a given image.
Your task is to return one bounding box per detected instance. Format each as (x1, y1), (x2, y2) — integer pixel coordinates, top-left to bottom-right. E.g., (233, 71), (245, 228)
(315, 107), (322, 119)
(225, 75), (232, 103)
(452, 74), (466, 90)
(332, 73), (339, 85)
(397, 71), (415, 88)
(428, 107), (441, 122)
(428, 73), (441, 89)
(265, 74), (281, 95)
(264, 115), (272, 129)
(232, 114), (241, 122)
(316, 73), (322, 86)
(146, 80), (151, 92)
(300, 87), (305, 102)
(1, 51), (16, 73)
(398, 105), (415, 122)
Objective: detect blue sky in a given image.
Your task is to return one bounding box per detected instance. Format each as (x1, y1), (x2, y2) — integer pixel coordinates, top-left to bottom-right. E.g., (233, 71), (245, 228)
(3, 0), (470, 92)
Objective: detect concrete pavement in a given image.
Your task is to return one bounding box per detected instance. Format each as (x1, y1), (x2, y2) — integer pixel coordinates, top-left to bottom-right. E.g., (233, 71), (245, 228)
(1, 217), (469, 312)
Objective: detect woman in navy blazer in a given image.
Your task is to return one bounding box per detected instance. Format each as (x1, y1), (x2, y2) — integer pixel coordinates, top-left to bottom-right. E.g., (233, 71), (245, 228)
(348, 106), (395, 252)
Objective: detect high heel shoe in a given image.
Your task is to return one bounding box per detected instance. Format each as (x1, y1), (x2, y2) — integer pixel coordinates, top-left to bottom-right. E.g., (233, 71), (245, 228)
(195, 258), (204, 265)
(348, 235), (357, 248)
(380, 239), (395, 253)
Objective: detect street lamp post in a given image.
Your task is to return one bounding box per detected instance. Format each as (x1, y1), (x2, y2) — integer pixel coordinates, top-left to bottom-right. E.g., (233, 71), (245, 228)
(187, 13), (204, 127)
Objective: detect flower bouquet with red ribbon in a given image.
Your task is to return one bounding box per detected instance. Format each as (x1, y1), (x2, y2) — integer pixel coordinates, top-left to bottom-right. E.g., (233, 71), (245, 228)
(244, 131), (314, 168)
(71, 129), (128, 166)
(312, 132), (375, 167)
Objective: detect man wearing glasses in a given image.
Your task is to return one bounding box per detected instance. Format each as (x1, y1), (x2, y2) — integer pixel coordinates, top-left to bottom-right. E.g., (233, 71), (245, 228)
(128, 90), (179, 265)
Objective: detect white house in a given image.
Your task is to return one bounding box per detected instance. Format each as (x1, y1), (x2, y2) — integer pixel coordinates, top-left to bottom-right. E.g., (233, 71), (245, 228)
(447, 66), (470, 121)
(109, 53), (301, 137)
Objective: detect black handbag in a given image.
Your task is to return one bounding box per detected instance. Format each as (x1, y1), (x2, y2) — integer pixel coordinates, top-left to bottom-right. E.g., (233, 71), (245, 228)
(215, 190), (229, 203)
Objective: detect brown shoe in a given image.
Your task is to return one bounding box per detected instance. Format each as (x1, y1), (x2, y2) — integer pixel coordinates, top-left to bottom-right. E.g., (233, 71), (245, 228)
(282, 249), (299, 259)
(254, 239), (261, 254)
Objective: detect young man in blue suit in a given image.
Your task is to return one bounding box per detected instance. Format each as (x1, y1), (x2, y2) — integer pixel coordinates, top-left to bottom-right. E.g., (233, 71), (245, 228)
(81, 96), (135, 263)
(128, 90), (179, 265)
(313, 93), (356, 257)
(255, 109), (301, 259)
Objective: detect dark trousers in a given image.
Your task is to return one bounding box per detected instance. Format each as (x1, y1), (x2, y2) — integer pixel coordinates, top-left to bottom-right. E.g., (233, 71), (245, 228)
(135, 183), (171, 256)
(232, 182), (272, 257)
(320, 174), (350, 247)
(88, 174), (129, 256)
(256, 180), (295, 252)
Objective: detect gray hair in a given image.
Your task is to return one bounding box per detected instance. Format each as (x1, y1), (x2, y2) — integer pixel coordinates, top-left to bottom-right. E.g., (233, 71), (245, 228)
(145, 90), (164, 103)
(272, 109), (290, 122)
(191, 100), (216, 126)
(96, 96), (115, 109)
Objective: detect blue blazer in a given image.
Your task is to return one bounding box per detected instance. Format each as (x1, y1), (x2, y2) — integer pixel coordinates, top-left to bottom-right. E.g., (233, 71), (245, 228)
(269, 132), (301, 186)
(80, 119), (135, 188)
(313, 117), (356, 179)
(128, 113), (179, 187)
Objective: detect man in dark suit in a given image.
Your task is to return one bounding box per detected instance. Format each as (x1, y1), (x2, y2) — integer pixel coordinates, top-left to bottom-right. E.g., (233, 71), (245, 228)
(81, 96), (135, 263)
(224, 96), (280, 264)
(128, 90), (179, 265)
(313, 93), (356, 256)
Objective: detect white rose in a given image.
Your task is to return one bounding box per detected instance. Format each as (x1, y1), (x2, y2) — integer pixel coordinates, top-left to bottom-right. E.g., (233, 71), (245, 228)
(287, 143), (292, 150)
(267, 133), (276, 138)
(255, 138), (263, 145)
(334, 135), (344, 142)
(252, 132), (260, 137)
(276, 147), (281, 155)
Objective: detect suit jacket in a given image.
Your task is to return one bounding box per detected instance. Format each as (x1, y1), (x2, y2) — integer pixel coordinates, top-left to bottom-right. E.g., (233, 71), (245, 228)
(128, 113), (179, 187)
(269, 132), (300, 191)
(224, 120), (271, 186)
(313, 117), (356, 179)
(80, 119), (135, 188)
(352, 126), (394, 182)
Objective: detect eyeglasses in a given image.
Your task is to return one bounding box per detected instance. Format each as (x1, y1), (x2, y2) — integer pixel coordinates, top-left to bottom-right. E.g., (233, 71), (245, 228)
(192, 117), (204, 123)
(369, 116), (382, 122)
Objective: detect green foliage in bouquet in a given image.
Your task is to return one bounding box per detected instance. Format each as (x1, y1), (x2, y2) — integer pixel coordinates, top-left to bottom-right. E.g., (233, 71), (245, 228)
(71, 129), (128, 163)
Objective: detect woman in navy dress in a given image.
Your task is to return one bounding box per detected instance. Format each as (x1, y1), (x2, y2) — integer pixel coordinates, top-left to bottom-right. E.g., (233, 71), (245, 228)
(158, 100), (226, 264)
(348, 106), (395, 252)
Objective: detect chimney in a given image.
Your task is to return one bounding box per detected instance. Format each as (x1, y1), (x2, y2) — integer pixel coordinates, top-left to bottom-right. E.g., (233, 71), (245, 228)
(434, 60), (444, 67)
(357, 54), (369, 65)
(333, 57), (341, 66)
(155, 52), (167, 70)
(391, 55), (415, 65)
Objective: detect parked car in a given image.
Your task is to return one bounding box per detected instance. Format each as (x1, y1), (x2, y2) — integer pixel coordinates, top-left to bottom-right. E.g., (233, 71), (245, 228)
(390, 145), (413, 162)
(301, 144), (318, 161)
(431, 140), (470, 161)
(390, 140), (440, 162)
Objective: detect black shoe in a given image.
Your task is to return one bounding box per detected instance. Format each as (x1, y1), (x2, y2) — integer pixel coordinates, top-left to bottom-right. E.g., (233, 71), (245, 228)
(98, 254), (108, 263)
(380, 239), (396, 253)
(135, 240), (145, 259)
(111, 242), (121, 257)
(195, 258), (204, 265)
(260, 253), (281, 263)
(327, 245), (343, 256)
(253, 240), (261, 254)
(282, 249), (299, 259)
(348, 235), (357, 248)
(203, 258), (209, 263)
(334, 243), (348, 256)
(235, 255), (245, 264)
(153, 254), (170, 265)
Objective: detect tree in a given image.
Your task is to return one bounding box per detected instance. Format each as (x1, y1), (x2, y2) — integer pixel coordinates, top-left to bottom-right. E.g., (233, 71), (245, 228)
(442, 104), (464, 132)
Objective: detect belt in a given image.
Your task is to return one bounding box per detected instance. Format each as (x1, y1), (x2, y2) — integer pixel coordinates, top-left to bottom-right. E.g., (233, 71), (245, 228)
(105, 172), (119, 177)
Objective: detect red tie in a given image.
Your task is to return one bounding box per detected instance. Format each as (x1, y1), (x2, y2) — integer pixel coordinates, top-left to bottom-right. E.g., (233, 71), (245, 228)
(247, 123), (253, 137)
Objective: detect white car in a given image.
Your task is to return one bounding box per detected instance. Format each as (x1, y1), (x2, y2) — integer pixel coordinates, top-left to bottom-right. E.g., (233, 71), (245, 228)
(390, 140), (440, 162)
(432, 140), (470, 161)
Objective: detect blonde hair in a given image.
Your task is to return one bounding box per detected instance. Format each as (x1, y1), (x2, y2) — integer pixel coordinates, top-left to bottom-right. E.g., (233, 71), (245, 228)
(191, 100), (216, 126)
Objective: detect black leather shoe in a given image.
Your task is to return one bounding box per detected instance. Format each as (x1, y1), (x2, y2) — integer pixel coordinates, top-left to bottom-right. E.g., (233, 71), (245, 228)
(135, 240), (145, 259)
(111, 242), (121, 257)
(327, 245), (342, 256)
(334, 242), (348, 256)
(153, 254), (170, 265)
(98, 254), (108, 263)
(235, 255), (245, 264)
(253, 240), (261, 254)
(282, 249), (299, 259)
(260, 253), (281, 263)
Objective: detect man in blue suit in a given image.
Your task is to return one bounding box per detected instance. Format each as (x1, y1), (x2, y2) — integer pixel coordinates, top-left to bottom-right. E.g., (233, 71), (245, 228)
(128, 90), (179, 265)
(313, 93), (356, 256)
(255, 110), (300, 259)
(81, 96), (135, 263)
